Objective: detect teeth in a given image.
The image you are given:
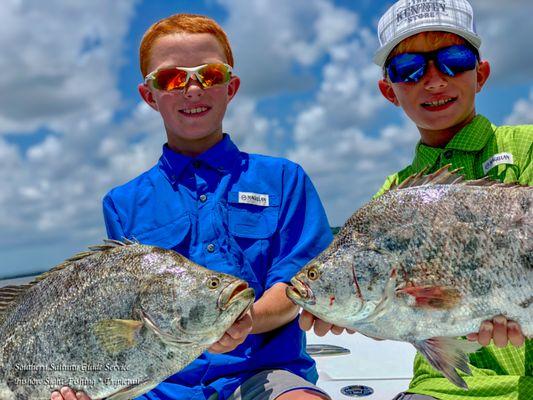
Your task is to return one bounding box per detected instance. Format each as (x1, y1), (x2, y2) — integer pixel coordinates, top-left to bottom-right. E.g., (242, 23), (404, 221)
(423, 98), (454, 107)
(183, 107), (207, 114)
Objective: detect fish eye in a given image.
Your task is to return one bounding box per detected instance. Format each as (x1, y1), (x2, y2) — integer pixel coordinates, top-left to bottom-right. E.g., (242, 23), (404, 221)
(207, 277), (221, 289)
(307, 267), (320, 281)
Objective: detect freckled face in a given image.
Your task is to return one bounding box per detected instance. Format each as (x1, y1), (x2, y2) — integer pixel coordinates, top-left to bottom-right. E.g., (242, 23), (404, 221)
(140, 33), (239, 154)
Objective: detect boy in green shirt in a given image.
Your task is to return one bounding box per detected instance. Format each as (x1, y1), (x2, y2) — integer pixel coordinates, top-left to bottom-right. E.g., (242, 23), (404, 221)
(301, 0), (531, 399)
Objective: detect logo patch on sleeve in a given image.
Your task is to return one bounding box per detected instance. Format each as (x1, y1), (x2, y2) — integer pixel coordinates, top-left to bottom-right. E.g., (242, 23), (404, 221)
(238, 192), (269, 206)
(482, 152), (514, 174)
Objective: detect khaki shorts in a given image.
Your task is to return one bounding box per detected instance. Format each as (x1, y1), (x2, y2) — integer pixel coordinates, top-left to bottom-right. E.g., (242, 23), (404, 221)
(210, 369), (331, 400)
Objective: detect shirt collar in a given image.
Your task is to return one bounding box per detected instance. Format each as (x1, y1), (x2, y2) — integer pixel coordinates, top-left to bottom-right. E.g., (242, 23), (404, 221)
(411, 115), (494, 171)
(159, 134), (241, 184)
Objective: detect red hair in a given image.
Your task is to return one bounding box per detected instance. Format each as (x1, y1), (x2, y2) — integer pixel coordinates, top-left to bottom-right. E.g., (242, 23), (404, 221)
(139, 13), (234, 78)
(387, 32), (466, 62)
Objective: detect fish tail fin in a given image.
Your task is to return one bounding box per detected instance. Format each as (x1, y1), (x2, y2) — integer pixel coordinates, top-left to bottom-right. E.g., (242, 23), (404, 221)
(413, 337), (481, 389)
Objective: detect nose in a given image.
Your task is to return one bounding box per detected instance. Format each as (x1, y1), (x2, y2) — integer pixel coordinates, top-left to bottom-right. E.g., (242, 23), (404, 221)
(423, 60), (448, 91)
(183, 76), (204, 98)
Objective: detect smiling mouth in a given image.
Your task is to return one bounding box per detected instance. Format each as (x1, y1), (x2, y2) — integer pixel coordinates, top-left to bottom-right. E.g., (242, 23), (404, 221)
(421, 97), (457, 108)
(180, 106), (210, 116)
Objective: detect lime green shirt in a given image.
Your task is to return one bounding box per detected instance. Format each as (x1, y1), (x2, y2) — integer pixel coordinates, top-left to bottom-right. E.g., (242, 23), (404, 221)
(375, 115), (532, 400)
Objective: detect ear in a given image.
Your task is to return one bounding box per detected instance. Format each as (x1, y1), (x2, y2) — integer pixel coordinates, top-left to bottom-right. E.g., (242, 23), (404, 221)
(138, 83), (159, 111)
(378, 78), (400, 106)
(475, 60), (490, 93)
(226, 76), (241, 103)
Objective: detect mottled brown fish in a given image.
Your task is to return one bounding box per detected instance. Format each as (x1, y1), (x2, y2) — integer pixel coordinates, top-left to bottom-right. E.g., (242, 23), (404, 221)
(288, 167), (532, 389)
(0, 240), (254, 400)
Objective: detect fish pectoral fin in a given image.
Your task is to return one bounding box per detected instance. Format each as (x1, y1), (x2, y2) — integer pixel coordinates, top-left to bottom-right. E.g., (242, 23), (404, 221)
(106, 378), (158, 400)
(413, 337), (481, 389)
(396, 285), (461, 309)
(93, 319), (143, 355)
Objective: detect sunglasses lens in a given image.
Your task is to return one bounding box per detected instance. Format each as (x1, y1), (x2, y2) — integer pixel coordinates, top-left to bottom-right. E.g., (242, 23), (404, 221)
(153, 69), (188, 90)
(387, 53), (426, 83)
(198, 64), (231, 88)
(437, 45), (477, 77)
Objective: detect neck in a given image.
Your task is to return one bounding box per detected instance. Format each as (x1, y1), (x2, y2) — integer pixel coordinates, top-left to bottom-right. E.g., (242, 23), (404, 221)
(418, 111), (476, 148)
(167, 131), (223, 157)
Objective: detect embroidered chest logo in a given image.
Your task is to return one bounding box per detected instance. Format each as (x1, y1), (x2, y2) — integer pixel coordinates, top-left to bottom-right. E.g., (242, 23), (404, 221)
(482, 152), (514, 174)
(238, 192), (269, 207)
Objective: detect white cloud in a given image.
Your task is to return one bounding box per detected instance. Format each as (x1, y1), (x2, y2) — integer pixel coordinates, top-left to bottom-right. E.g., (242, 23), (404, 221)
(505, 88), (533, 125)
(223, 96), (281, 155)
(219, 0), (358, 96)
(470, 0), (533, 84)
(0, 0), (139, 134)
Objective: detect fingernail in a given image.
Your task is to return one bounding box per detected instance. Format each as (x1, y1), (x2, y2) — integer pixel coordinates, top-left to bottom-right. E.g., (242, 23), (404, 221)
(494, 316), (506, 324)
(76, 392), (84, 399)
(60, 387), (69, 395)
(51, 392), (60, 400)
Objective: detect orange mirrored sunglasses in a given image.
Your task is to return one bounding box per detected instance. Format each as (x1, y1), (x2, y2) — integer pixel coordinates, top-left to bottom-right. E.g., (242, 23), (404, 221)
(144, 63), (232, 91)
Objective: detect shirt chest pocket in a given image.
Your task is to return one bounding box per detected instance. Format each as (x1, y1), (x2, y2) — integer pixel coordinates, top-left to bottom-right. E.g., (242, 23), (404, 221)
(227, 191), (280, 239)
(131, 213), (191, 254)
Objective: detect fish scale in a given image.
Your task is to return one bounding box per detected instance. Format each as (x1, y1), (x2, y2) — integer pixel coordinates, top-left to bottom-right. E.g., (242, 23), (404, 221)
(0, 241), (254, 400)
(288, 166), (531, 389)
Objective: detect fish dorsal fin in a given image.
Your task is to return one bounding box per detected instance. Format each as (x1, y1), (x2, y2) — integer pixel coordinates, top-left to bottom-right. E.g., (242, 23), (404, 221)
(0, 284), (33, 320)
(390, 164), (527, 191)
(0, 239), (139, 318)
(30, 238), (138, 285)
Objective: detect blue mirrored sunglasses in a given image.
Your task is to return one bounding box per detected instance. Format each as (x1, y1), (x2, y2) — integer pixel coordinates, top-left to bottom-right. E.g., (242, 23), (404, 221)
(385, 44), (479, 83)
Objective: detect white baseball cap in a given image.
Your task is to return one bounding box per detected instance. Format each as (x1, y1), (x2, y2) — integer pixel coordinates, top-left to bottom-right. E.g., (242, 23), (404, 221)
(374, 0), (482, 67)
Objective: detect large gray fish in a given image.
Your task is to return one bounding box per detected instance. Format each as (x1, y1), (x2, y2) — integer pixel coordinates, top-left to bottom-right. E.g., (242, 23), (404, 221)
(287, 167), (532, 389)
(0, 240), (254, 400)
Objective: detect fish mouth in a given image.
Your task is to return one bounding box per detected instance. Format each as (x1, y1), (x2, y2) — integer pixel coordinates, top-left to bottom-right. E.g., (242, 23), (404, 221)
(287, 277), (315, 305)
(218, 281), (255, 313)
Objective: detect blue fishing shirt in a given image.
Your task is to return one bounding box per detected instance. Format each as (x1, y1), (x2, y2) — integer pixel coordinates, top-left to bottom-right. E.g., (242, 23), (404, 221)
(102, 134), (333, 400)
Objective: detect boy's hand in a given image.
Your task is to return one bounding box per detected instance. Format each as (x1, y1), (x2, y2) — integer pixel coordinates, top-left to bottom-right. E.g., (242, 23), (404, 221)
(299, 310), (356, 336)
(467, 315), (525, 347)
(208, 310), (253, 353)
(51, 387), (91, 400)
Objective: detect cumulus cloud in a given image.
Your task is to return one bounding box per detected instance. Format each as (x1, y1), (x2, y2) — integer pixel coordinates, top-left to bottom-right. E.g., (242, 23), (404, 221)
(0, 0), (139, 134)
(505, 88), (533, 125)
(218, 0), (358, 96)
(470, 0), (533, 84)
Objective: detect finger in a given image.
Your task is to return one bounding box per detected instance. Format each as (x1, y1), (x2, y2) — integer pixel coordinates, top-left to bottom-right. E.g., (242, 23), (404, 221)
(466, 332), (478, 342)
(346, 328), (356, 334)
(507, 321), (525, 347)
(208, 342), (225, 354)
(492, 315), (508, 348)
(299, 310), (315, 331)
(217, 333), (235, 347)
(313, 318), (332, 337)
(76, 392), (91, 400)
(477, 320), (493, 346)
(227, 314), (252, 339)
(60, 387), (77, 400)
(330, 325), (344, 335)
(51, 392), (63, 400)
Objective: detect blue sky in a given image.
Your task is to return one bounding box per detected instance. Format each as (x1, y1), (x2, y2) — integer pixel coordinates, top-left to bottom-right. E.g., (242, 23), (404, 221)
(1, 0), (532, 279)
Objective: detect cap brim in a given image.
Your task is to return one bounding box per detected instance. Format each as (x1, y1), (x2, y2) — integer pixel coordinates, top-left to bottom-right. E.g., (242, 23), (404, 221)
(373, 27), (482, 67)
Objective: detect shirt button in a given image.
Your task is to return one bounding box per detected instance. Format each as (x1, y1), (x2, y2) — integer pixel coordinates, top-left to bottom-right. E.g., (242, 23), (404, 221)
(199, 194), (207, 202)
(443, 150), (453, 159)
(206, 243), (215, 253)
(193, 160), (201, 169)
